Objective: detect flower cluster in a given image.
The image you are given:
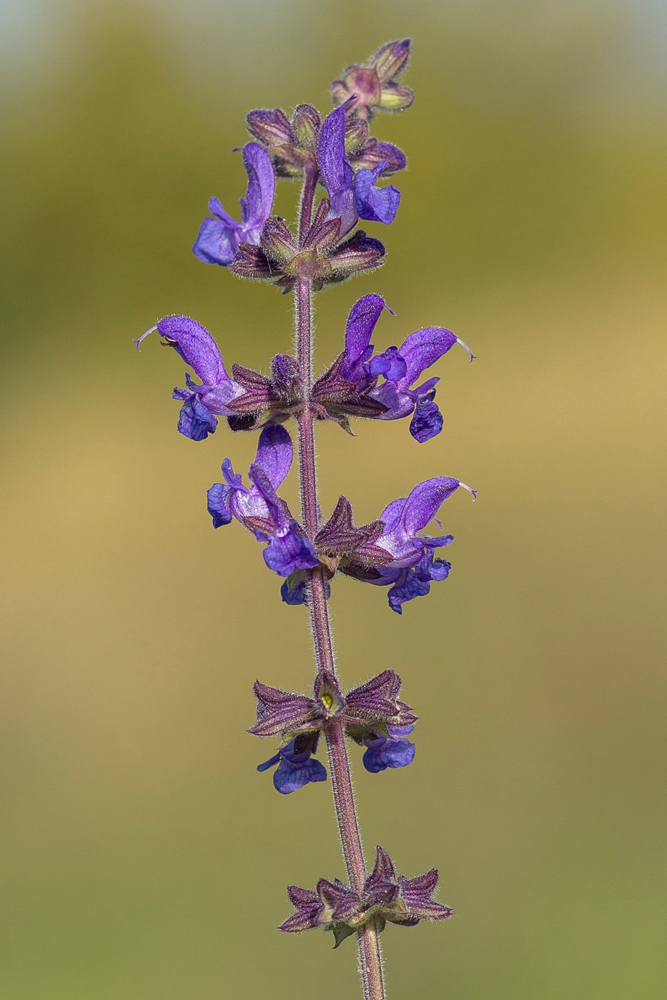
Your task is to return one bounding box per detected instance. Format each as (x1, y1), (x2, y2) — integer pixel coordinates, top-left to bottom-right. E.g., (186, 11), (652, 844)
(135, 291), (473, 444)
(250, 669), (417, 793)
(204, 424), (475, 612)
(191, 95), (405, 291)
(280, 845), (452, 946)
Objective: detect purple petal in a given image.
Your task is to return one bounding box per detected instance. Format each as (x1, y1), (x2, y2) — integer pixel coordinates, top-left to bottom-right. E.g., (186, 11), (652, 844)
(367, 382), (415, 421)
(344, 294), (391, 372)
(206, 482), (233, 527)
(409, 398), (443, 442)
(388, 724), (415, 737)
(208, 196), (241, 229)
(177, 395), (218, 441)
(263, 523), (319, 576)
(156, 316), (229, 387)
(241, 142), (275, 231)
(429, 558), (451, 582)
(248, 464), (289, 533)
(318, 108), (358, 235)
(378, 496), (407, 534)
(222, 457), (244, 489)
(396, 327), (458, 389)
(192, 216), (239, 266)
(257, 752), (281, 772)
(318, 107), (354, 198)
(354, 165), (401, 225)
(274, 757), (327, 794)
(387, 570), (431, 613)
(368, 345), (407, 382)
(254, 424), (293, 489)
(401, 478), (462, 535)
(362, 735), (416, 772)
(421, 534), (454, 550)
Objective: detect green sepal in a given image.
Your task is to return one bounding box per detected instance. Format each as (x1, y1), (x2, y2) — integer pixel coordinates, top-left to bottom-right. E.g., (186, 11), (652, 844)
(284, 569), (307, 594)
(329, 923), (357, 949)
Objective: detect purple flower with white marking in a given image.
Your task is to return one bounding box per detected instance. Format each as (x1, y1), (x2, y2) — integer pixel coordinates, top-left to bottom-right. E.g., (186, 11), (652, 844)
(206, 424), (319, 577)
(318, 107), (401, 237)
(338, 476), (477, 612)
(133, 316), (244, 441)
(193, 142), (275, 266)
(257, 734), (327, 795)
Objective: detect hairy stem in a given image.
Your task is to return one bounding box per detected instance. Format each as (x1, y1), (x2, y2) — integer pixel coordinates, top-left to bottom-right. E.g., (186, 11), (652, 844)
(294, 172), (386, 998)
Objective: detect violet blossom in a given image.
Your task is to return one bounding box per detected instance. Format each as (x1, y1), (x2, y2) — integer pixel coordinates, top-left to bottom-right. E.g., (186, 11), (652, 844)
(193, 142), (275, 266)
(362, 725), (416, 773)
(133, 315), (243, 441)
(337, 476), (477, 613)
(318, 106), (401, 237)
(335, 293), (474, 443)
(257, 734), (327, 795)
(249, 669), (418, 792)
(206, 425), (319, 577)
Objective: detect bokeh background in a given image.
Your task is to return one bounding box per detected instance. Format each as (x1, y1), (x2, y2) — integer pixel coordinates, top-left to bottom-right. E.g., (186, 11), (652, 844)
(1, 0), (666, 997)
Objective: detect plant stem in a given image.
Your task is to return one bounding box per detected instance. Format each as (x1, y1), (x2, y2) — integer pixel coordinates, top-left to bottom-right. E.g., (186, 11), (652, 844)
(293, 169), (387, 999)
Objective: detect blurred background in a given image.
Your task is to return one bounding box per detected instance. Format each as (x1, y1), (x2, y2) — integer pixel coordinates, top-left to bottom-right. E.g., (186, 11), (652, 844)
(1, 0), (666, 997)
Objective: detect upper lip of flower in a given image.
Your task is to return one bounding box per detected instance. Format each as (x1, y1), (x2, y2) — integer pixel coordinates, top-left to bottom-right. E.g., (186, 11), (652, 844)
(192, 142), (276, 267)
(317, 106), (401, 237)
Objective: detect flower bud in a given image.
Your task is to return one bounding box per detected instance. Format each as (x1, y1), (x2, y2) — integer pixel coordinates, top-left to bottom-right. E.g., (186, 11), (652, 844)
(291, 103), (321, 153)
(331, 38), (414, 121)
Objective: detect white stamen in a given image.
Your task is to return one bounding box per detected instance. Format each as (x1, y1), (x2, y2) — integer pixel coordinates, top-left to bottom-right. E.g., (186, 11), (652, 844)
(132, 325), (158, 352)
(456, 337), (476, 363)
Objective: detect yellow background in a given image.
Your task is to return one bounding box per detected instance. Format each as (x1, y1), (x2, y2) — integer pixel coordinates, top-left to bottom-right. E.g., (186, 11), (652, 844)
(1, 1), (666, 996)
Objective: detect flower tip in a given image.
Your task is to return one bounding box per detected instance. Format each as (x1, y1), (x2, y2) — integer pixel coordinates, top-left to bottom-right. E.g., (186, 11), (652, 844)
(456, 337), (476, 362)
(459, 482), (478, 501)
(133, 325), (158, 352)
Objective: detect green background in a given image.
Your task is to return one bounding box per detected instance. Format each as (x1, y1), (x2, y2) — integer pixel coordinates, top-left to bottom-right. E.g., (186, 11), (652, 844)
(1, 1), (666, 997)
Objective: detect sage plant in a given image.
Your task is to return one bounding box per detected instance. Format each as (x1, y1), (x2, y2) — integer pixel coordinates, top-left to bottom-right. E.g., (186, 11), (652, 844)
(136, 39), (476, 999)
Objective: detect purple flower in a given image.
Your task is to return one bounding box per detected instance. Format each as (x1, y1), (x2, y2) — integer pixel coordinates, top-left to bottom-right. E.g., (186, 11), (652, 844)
(133, 315), (243, 441)
(362, 725), (416, 773)
(338, 476), (477, 612)
(318, 107), (401, 237)
(206, 425), (319, 576)
(344, 294), (474, 442)
(193, 143), (275, 266)
(257, 735), (327, 794)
